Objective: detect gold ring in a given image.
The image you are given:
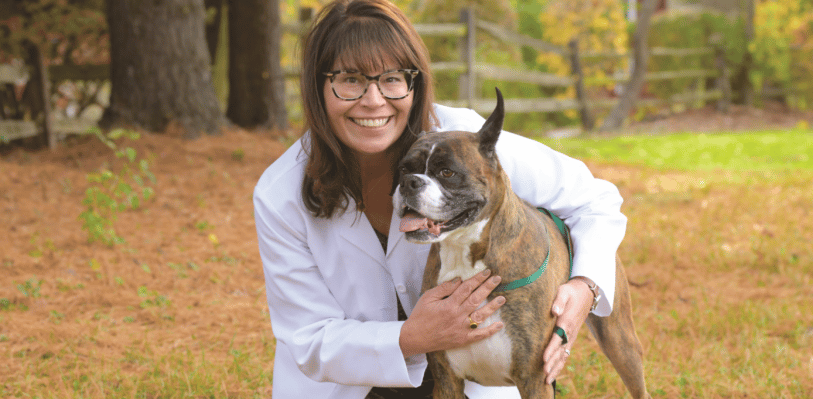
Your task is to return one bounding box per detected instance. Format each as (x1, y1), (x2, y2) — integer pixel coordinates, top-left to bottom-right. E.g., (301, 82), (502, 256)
(468, 316), (478, 329)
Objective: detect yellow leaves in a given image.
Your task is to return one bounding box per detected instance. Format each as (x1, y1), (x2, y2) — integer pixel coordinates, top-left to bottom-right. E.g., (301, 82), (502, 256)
(590, 15), (611, 31)
(612, 34), (628, 52)
(537, 0), (626, 49)
(751, 0), (813, 102)
(534, 0), (629, 89)
(536, 52), (568, 75)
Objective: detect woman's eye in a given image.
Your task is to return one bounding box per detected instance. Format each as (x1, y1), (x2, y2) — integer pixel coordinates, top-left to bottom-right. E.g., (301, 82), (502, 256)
(439, 169), (455, 178)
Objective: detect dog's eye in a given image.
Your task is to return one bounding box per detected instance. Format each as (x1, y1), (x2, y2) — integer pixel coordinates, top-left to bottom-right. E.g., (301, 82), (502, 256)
(439, 168), (455, 178)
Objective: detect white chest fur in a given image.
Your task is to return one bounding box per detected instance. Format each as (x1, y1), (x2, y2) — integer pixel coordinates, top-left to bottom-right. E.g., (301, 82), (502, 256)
(435, 219), (515, 386)
(445, 308), (514, 386)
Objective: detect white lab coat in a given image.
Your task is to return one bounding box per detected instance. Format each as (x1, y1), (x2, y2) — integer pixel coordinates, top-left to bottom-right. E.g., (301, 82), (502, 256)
(253, 104), (626, 398)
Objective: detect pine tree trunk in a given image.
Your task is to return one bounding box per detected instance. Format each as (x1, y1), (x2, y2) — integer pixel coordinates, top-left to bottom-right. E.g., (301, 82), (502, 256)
(101, 0), (224, 138)
(226, 0), (287, 131)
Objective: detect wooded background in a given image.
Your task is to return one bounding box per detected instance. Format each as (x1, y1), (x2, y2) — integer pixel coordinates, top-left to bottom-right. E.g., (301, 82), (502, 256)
(1, 0), (811, 148)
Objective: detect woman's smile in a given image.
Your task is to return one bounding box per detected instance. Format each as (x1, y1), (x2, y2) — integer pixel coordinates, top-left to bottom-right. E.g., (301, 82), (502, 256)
(351, 116), (391, 128)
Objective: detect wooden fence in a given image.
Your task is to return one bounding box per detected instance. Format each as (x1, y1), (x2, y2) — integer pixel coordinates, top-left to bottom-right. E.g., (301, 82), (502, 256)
(421, 9), (732, 129)
(0, 59), (107, 148)
(284, 7), (731, 131)
(1, 6), (732, 148)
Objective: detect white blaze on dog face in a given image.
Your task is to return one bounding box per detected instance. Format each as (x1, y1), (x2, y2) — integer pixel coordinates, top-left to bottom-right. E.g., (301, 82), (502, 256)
(395, 132), (490, 242)
(406, 174), (446, 218)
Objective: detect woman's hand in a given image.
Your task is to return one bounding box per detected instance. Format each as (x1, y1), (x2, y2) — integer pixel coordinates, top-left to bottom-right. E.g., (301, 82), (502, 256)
(399, 269), (505, 358)
(542, 277), (595, 384)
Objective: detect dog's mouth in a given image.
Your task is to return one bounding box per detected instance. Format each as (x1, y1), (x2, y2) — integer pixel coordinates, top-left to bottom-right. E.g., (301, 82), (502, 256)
(398, 206), (477, 237)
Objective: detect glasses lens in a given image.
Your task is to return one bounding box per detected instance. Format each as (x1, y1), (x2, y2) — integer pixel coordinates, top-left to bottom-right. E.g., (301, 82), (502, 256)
(331, 72), (366, 100)
(378, 71), (412, 99)
(330, 70), (415, 100)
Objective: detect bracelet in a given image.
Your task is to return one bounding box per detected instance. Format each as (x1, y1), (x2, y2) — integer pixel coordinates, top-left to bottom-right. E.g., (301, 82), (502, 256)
(573, 277), (601, 312)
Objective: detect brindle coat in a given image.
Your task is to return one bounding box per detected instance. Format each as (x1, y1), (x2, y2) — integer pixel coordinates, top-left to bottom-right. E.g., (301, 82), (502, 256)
(397, 90), (651, 399)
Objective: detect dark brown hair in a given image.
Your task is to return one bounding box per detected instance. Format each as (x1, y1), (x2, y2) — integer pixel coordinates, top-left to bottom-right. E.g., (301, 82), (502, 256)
(300, 0), (436, 218)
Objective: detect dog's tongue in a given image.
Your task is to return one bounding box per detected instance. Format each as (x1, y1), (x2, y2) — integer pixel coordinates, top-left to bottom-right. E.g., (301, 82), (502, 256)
(399, 210), (429, 232)
(399, 211), (444, 235)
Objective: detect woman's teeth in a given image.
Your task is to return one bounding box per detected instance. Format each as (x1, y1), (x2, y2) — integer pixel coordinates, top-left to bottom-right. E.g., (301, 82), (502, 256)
(353, 117), (389, 127)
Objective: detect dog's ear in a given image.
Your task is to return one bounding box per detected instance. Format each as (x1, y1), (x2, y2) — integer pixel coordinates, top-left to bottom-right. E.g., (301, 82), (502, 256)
(477, 88), (504, 159)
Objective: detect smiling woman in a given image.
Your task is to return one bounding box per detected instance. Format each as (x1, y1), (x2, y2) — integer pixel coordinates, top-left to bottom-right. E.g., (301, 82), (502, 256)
(253, 0), (629, 398)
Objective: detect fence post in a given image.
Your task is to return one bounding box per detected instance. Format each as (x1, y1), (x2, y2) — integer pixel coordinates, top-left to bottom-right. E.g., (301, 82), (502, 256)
(711, 34), (730, 113)
(24, 41), (55, 149)
(568, 39), (594, 130)
(458, 7), (476, 109)
(299, 7), (313, 29)
(694, 74), (706, 109)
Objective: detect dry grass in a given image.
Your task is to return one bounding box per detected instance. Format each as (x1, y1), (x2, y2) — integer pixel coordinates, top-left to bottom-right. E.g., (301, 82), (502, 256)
(560, 164), (813, 398)
(1, 128), (812, 398)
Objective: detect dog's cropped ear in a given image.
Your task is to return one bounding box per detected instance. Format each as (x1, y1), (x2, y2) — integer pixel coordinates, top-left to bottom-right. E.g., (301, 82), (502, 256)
(477, 88), (504, 159)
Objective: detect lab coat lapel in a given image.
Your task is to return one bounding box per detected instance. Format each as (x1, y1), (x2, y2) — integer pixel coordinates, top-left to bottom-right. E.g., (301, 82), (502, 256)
(386, 209), (404, 256)
(335, 204), (385, 262)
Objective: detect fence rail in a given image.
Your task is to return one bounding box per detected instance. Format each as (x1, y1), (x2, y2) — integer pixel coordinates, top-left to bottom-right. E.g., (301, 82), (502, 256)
(2, 7), (737, 147)
(1, 61), (105, 146)
(424, 7), (732, 130)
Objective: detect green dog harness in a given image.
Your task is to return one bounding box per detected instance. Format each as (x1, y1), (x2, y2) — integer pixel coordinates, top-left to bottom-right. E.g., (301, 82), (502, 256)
(494, 208), (573, 292)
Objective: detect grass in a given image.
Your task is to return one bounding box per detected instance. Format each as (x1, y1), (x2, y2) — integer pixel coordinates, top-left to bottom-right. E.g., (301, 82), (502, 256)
(540, 129), (813, 398)
(2, 128), (812, 398)
(539, 129), (813, 172)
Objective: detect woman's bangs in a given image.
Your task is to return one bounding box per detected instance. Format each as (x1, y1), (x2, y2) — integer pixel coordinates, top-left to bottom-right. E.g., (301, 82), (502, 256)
(333, 18), (414, 73)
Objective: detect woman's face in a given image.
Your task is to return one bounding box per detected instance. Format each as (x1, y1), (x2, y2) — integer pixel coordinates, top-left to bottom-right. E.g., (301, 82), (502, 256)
(323, 60), (414, 159)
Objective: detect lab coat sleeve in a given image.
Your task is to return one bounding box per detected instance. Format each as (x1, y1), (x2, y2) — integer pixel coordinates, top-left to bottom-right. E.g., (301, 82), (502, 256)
(495, 132), (626, 316)
(253, 184), (426, 387)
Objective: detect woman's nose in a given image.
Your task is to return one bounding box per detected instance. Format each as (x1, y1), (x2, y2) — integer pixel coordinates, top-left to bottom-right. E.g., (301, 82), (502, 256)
(359, 81), (387, 107)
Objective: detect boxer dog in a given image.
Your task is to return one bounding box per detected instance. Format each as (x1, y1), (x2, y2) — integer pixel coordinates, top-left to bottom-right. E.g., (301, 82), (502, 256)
(394, 89), (651, 399)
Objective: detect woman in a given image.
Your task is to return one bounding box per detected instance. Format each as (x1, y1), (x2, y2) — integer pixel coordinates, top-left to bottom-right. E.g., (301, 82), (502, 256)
(253, 0), (626, 397)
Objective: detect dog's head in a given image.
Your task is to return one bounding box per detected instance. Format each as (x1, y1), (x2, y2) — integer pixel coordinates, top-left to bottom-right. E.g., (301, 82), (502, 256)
(394, 88), (506, 243)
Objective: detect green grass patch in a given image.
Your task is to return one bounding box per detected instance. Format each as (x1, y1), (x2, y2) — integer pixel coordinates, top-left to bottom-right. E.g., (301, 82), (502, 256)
(538, 129), (813, 171)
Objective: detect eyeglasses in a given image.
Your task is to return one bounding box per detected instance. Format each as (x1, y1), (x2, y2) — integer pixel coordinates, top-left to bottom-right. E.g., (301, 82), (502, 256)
(323, 69), (419, 101)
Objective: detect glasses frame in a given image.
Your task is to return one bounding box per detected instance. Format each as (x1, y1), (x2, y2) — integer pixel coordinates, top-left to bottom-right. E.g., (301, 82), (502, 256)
(322, 69), (420, 101)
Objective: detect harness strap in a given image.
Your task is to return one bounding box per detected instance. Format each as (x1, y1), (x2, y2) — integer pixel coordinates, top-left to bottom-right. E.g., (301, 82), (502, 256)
(538, 208), (574, 273)
(493, 208), (573, 292)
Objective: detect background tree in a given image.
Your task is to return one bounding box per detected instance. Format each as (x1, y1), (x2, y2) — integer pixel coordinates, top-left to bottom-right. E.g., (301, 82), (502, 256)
(600, 0), (657, 131)
(204, 0), (225, 63)
(100, 0), (224, 138)
(226, 0), (287, 131)
(733, 0), (755, 106)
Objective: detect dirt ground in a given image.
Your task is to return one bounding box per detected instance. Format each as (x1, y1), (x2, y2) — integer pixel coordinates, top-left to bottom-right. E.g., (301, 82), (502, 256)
(0, 102), (811, 396)
(622, 101), (812, 134)
(1, 126), (290, 395)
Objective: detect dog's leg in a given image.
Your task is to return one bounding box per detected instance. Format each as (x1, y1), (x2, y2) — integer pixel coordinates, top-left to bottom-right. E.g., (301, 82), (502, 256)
(515, 373), (554, 399)
(586, 259), (651, 399)
(428, 352), (466, 399)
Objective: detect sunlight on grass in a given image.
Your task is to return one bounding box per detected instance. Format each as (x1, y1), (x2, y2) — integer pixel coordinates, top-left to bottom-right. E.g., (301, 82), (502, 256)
(539, 129), (813, 172)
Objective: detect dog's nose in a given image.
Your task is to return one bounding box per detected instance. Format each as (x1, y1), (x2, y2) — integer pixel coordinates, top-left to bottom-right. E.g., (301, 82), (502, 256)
(401, 174), (425, 194)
